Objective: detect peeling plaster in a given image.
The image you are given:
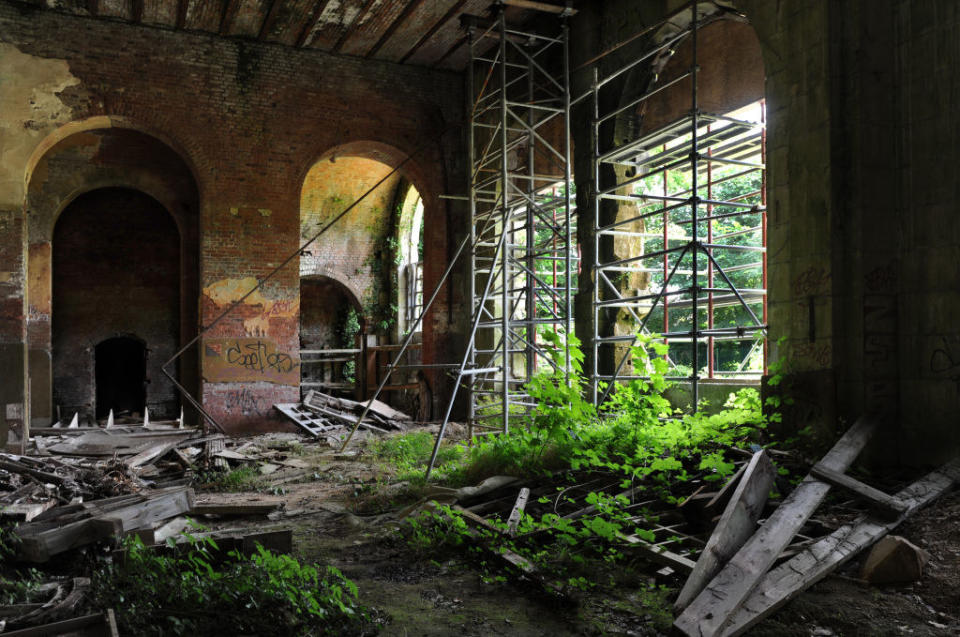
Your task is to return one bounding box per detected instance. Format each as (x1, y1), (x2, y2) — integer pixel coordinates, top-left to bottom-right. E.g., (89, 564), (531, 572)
(203, 277), (299, 338)
(0, 43), (80, 207)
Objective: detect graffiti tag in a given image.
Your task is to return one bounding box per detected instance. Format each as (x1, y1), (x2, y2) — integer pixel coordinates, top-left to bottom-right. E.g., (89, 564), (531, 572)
(226, 340), (297, 374)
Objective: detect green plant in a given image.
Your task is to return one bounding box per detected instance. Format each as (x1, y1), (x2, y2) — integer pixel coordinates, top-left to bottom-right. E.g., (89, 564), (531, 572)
(93, 525), (370, 636)
(194, 465), (264, 492)
(0, 567), (44, 605)
(371, 431), (463, 485)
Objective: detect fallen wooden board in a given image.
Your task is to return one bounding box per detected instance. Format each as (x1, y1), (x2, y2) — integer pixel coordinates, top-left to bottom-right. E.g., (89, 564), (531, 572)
(1, 609), (119, 637)
(674, 449), (774, 611)
(0, 500), (57, 522)
(189, 502), (282, 517)
(360, 398), (411, 421)
(809, 462), (908, 517)
(46, 431), (196, 456)
(16, 488), (195, 562)
(617, 532), (697, 574)
(674, 416), (877, 637)
(722, 456), (960, 636)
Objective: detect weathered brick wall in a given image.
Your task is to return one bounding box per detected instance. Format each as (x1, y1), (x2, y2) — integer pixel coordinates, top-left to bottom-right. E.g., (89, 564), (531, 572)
(52, 188), (181, 420)
(0, 4), (465, 434)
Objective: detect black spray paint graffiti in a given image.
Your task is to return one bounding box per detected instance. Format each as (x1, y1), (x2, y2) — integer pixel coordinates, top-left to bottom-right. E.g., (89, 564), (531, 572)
(226, 340), (298, 374)
(929, 336), (960, 394)
(224, 388), (265, 417)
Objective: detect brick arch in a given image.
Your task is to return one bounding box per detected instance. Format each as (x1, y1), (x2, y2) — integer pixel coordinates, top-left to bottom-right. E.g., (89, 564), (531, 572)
(25, 125), (201, 425)
(24, 116), (202, 204)
(300, 270), (364, 312)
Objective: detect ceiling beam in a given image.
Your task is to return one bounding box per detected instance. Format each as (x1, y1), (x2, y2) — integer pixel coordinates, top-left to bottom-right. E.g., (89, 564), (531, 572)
(432, 34), (467, 68)
(332, 0), (373, 54)
(364, 0), (425, 59)
(175, 0), (188, 28)
(399, 0), (467, 64)
(295, 0), (334, 48)
(219, 0), (240, 35)
(258, 0), (284, 41)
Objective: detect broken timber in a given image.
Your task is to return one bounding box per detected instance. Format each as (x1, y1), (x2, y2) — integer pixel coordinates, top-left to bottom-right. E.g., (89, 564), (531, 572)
(722, 456), (960, 636)
(674, 416), (877, 636)
(674, 449), (775, 611)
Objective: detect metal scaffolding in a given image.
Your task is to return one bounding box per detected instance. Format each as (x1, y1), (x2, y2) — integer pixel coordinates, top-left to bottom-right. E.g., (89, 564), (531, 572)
(424, 7), (575, 468)
(589, 4), (767, 407)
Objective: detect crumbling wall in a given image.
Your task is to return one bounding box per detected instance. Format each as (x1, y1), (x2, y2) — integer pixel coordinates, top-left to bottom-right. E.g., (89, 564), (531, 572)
(0, 4), (465, 433)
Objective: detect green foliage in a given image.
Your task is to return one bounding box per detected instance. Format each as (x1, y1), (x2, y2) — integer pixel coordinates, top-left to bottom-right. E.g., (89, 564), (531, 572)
(194, 465), (264, 492)
(407, 330), (780, 600)
(371, 431), (463, 484)
(93, 526), (370, 636)
(0, 568), (44, 605)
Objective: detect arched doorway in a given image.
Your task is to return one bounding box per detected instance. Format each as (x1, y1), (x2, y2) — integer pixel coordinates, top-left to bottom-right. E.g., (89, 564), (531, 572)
(299, 143), (428, 408)
(95, 336), (146, 418)
(52, 187), (180, 421)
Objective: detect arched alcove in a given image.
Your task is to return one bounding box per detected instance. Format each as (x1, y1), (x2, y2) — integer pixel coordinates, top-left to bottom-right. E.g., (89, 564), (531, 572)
(53, 188), (180, 420)
(27, 125), (200, 424)
(95, 336), (146, 418)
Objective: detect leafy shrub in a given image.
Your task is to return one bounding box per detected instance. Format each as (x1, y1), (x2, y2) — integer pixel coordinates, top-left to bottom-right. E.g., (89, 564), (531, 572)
(93, 527), (371, 636)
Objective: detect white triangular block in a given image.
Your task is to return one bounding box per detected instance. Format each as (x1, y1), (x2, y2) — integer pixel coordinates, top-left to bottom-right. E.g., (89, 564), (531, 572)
(143, 407), (149, 426)
(68, 413), (79, 428)
(106, 409), (115, 428)
(178, 407), (184, 429)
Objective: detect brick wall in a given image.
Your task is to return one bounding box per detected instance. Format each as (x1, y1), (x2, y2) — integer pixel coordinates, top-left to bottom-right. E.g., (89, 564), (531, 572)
(0, 4), (466, 433)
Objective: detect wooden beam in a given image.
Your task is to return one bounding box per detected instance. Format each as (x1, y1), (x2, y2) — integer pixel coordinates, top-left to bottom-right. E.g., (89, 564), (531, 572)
(189, 502), (282, 516)
(674, 450), (774, 611)
(219, 0), (240, 35)
(131, 0), (143, 23)
(175, 0), (189, 28)
(674, 416), (877, 637)
(432, 34), (467, 68)
(332, 0), (372, 53)
(506, 487), (530, 536)
(502, 0), (575, 15)
(399, 0), (467, 64)
(365, 0), (425, 58)
(723, 457), (960, 636)
(258, 0), (283, 40)
(809, 463), (908, 517)
(295, 0), (333, 47)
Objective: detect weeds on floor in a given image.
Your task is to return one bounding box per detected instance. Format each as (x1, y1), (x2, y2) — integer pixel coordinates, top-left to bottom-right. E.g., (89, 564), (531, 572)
(403, 331), (787, 611)
(93, 524), (372, 636)
(193, 465), (265, 492)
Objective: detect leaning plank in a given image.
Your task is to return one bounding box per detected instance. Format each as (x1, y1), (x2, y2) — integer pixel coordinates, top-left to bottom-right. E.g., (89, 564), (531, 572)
(506, 487), (531, 536)
(674, 416), (877, 637)
(809, 463), (908, 517)
(723, 456), (960, 636)
(674, 450), (774, 611)
(0, 500), (57, 522)
(125, 438), (186, 469)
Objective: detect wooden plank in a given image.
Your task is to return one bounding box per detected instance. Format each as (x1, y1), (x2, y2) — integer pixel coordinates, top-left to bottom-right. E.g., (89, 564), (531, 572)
(723, 457), (960, 636)
(809, 463), (908, 517)
(17, 488), (194, 562)
(617, 532), (697, 573)
(675, 450), (774, 611)
(506, 487), (530, 536)
(0, 611), (106, 637)
(0, 500), (57, 522)
(361, 398), (411, 421)
(189, 502), (282, 516)
(502, 0), (577, 14)
(125, 438), (184, 469)
(674, 416), (877, 637)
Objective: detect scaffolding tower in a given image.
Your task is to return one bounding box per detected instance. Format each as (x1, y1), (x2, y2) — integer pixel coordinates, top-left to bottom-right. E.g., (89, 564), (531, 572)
(589, 4), (767, 407)
(439, 6), (576, 447)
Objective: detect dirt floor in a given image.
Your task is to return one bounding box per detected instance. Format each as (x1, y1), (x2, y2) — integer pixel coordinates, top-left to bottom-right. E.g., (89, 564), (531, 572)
(194, 430), (960, 636)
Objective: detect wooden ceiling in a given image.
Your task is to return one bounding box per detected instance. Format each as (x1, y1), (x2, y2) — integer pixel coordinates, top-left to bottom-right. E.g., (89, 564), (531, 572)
(23, 0), (569, 70)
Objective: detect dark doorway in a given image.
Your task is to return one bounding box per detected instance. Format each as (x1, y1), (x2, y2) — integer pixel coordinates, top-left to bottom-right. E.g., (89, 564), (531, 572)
(95, 337), (147, 418)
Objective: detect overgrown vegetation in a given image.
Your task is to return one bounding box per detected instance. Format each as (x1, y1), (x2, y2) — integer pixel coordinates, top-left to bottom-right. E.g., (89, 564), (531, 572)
(93, 525), (371, 636)
(399, 330), (784, 599)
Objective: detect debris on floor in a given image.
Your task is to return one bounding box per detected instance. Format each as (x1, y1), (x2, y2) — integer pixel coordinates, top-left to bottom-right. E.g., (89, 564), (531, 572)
(275, 389), (411, 440)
